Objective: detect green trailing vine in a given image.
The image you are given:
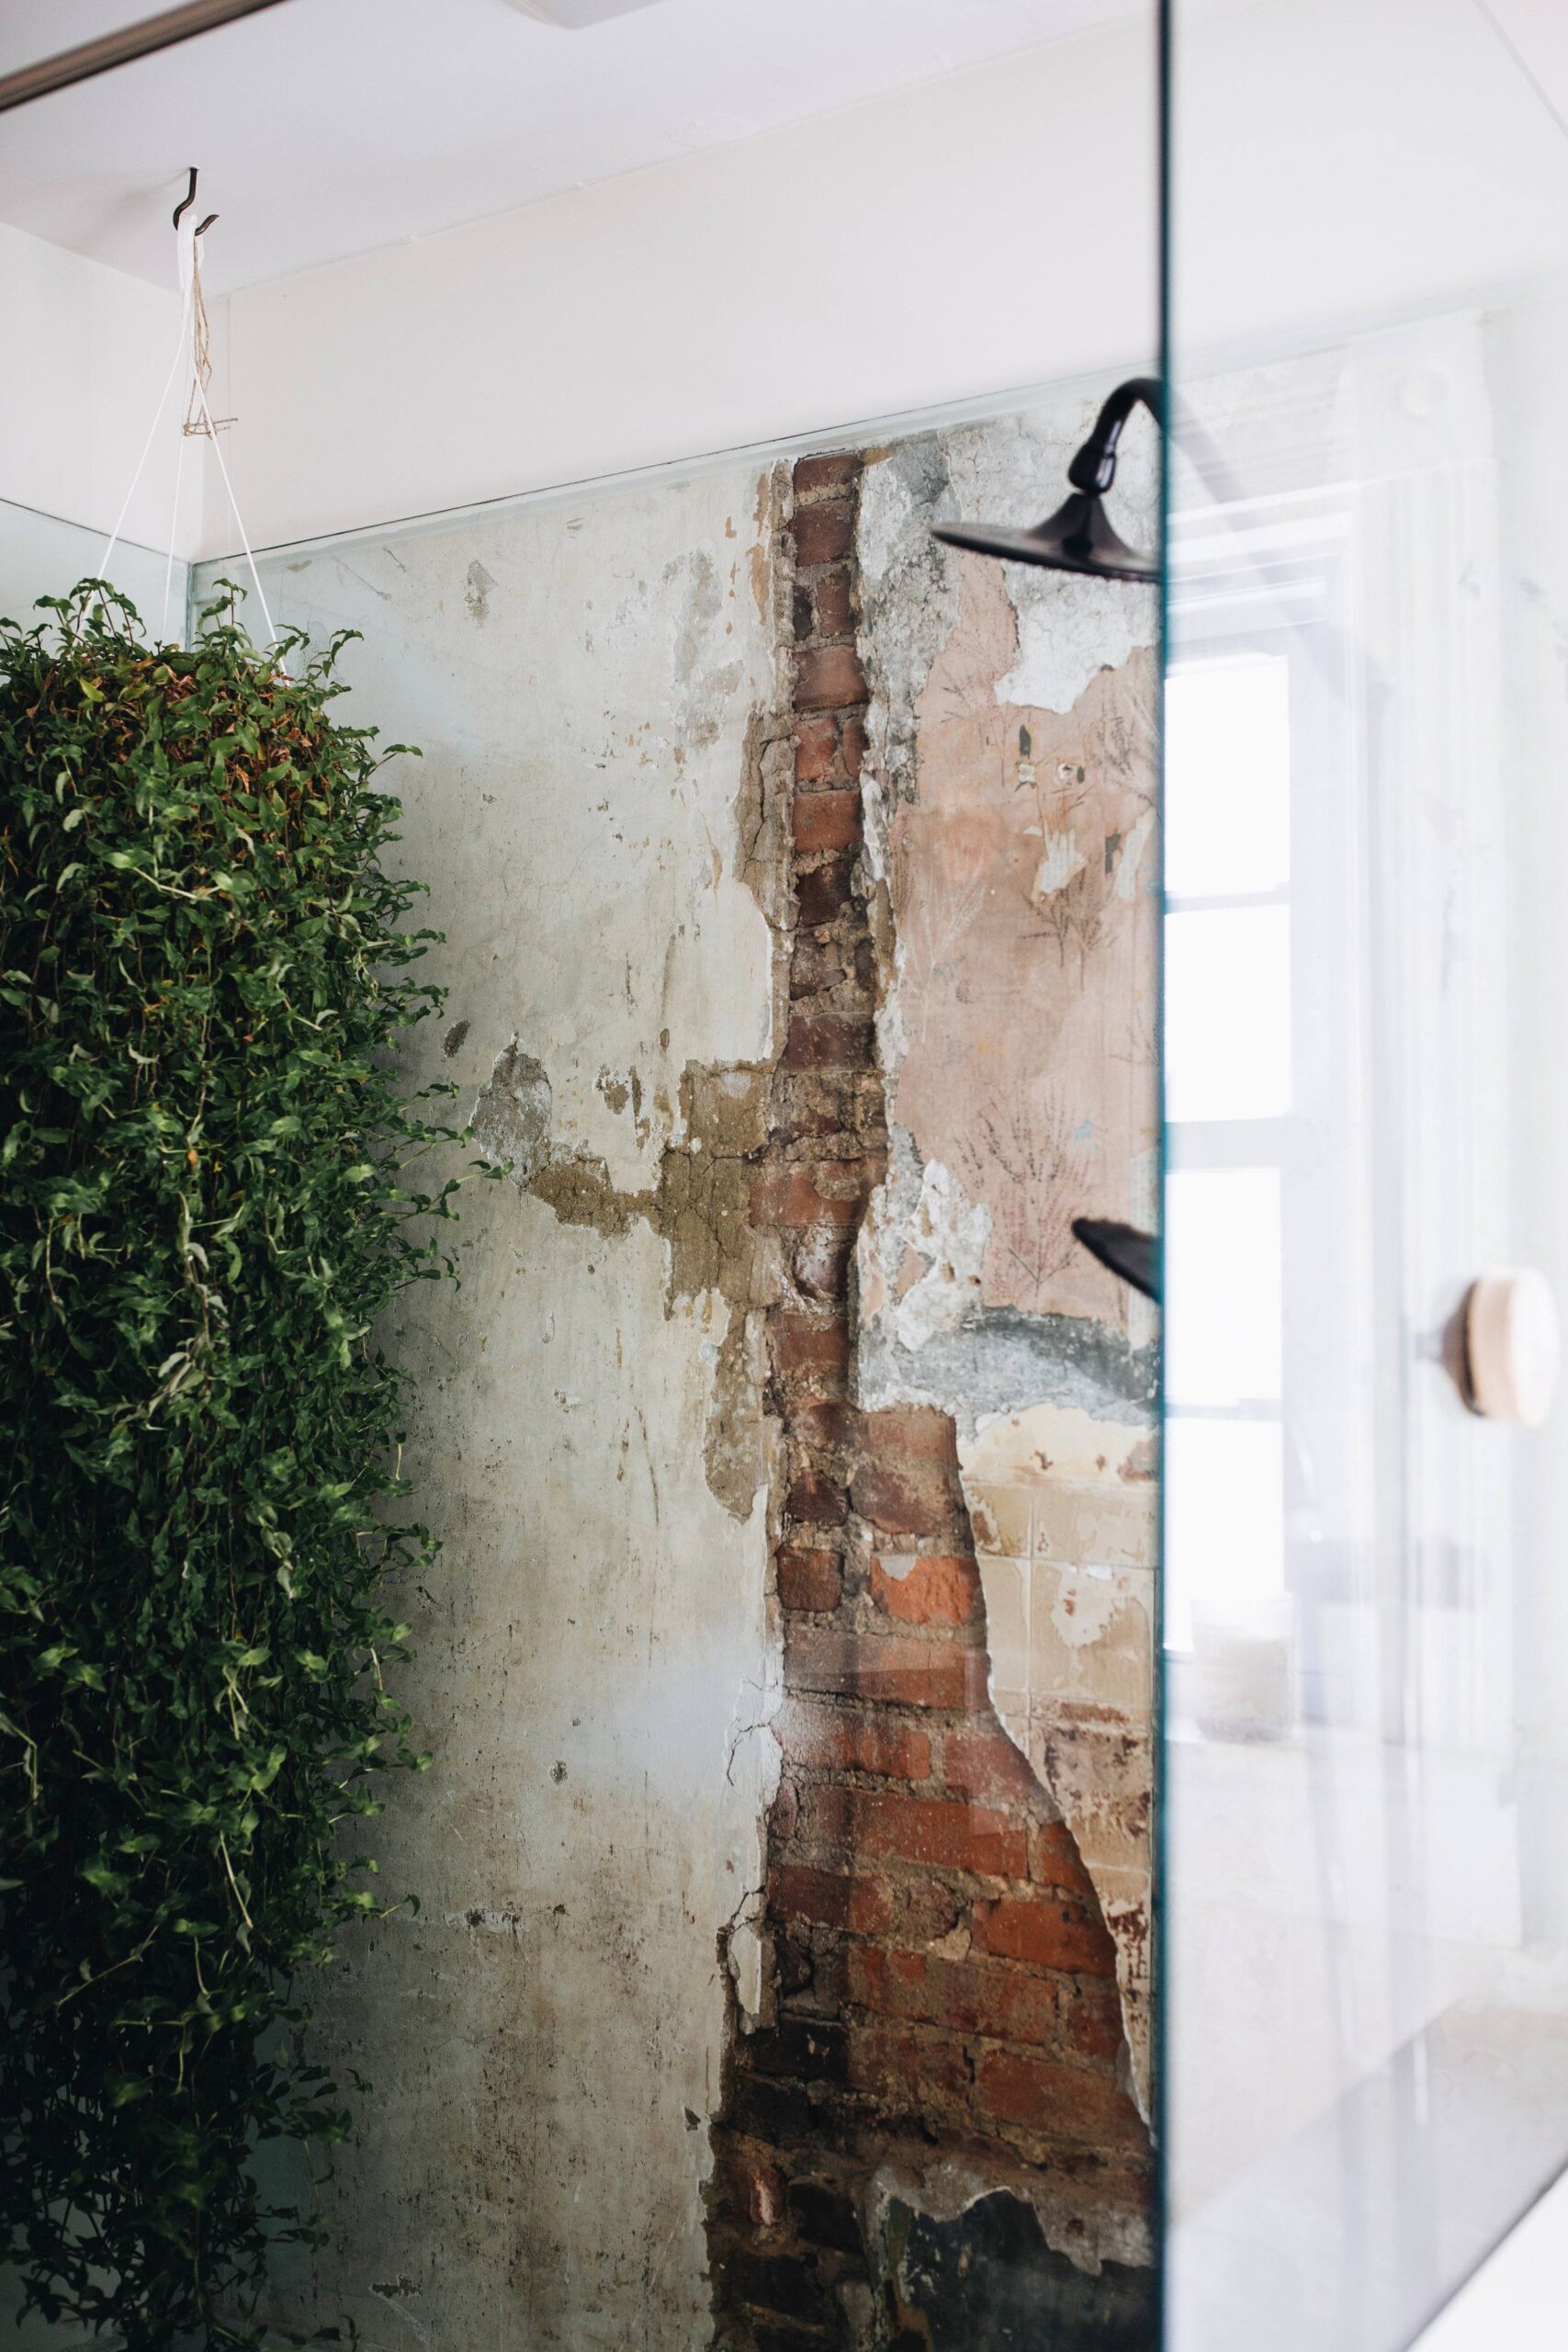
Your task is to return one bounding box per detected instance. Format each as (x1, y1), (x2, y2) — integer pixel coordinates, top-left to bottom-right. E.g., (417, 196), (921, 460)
(0, 582), (462, 2347)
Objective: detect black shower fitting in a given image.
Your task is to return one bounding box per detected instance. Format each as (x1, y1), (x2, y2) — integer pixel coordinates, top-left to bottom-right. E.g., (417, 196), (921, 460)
(932, 375), (1164, 582)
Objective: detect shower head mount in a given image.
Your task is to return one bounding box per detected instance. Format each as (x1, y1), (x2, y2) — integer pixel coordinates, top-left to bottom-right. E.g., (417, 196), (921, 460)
(933, 375), (1164, 582)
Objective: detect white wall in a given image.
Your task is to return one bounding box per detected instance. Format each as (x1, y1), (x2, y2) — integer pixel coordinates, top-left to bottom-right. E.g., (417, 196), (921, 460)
(0, 222), (190, 559)
(0, 17), (1162, 573)
(205, 20), (1159, 555)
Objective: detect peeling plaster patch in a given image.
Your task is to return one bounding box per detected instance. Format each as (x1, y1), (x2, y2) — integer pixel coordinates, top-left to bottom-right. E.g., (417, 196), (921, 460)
(470, 1038), (553, 1184)
(465, 560), (496, 624)
(857, 1299), (1156, 1436)
(879, 2189), (1155, 2348)
(897, 1158), (989, 1351)
(1033, 826), (1089, 899)
(736, 700), (793, 944)
(942, 401), (1157, 718)
(867, 2147), (1151, 2289)
(857, 1127), (989, 1355)
(857, 432), (961, 798)
(1115, 808), (1156, 902)
(472, 1042), (777, 1518)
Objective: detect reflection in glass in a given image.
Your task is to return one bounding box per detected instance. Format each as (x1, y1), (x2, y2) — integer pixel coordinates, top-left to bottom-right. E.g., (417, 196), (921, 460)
(1165, 4), (1568, 2346)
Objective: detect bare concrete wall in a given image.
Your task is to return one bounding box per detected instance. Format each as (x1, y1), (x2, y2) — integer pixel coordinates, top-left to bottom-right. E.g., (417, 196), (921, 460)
(209, 462), (792, 2350)
(184, 391), (1158, 2351)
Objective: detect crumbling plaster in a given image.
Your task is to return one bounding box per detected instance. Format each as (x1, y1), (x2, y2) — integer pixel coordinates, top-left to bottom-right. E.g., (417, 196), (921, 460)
(852, 395), (1161, 2105)
(198, 462), (792, 2349)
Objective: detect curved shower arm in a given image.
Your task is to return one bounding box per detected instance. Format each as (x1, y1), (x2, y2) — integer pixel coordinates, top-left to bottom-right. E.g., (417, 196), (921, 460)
(1066, 376), (1166, 495)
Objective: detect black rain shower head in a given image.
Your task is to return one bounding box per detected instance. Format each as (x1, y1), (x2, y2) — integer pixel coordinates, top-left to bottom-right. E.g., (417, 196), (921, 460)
(1072, 1218), (1159, 1303)
(932, 375), (1164, 582)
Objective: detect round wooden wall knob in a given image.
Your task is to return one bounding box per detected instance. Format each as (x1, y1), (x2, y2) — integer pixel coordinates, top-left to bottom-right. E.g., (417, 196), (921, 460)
(1463, 1269), (1561, 1427)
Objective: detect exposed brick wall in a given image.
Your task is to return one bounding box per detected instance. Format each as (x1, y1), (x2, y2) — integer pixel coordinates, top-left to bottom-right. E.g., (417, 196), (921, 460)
(705, 455), (1152, 2348)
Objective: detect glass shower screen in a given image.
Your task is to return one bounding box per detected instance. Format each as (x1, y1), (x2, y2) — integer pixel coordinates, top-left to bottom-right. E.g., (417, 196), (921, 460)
(1164, 2), (1568, 2345)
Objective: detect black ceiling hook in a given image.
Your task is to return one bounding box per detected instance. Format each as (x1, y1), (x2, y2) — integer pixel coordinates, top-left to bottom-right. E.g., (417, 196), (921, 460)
(172, 167), (219, 237)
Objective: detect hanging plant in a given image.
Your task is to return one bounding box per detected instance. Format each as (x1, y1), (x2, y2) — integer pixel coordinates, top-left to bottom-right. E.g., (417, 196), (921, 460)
(0, 582), (462, 2347)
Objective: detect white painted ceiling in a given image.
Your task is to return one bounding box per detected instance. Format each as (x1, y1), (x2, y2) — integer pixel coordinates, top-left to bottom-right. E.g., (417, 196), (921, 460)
(0, 0), (1151, 293)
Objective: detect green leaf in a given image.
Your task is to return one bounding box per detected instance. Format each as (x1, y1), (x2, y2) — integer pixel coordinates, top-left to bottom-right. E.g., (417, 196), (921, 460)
(0, 576), (463, 2349)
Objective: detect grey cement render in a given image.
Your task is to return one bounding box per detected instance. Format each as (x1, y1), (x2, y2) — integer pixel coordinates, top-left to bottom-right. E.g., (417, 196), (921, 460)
(195, 461), (790, 2349)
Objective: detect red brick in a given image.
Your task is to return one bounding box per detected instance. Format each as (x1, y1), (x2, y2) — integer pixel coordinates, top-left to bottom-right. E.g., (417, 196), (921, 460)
(791, 1778), (852, 1850)
(750, 2014), (850, 2089)
(772, 1077), (846, 1143)
(795, 857), (854, 927)
(943, 1727), (1042, 1804)
(870, 1554), (979, 1629)
(971, 1893), (1117, 1977)
(851, 1789), (1027, 1878)
(865, 1405), (956, 1464)
(784, 1630), (988, 1713)
(728, 2072), (817, 2148)
(775, 1700), (931, 1782)
(785, 1472), (847, 1528)
(1030, 1820), (1099, 1896)
(794, 790), (861, 854)
(850, 1459), (953, 1539)
(792, 501), (854, 568)
(783, 1013), (875, 1072)
(790, 1397), (863, 1452)
(795, 644), (867, 713)
(794, 716), (840, 784)
(889, 1877), (964, 1945)
(812, 568), (856, 639)
(786, 2176), (862, 2255)
(846, 2020), (970, 2112)
(848, 1946), (1064, 2053)
(973, 2047), (1145, 2150)
(788, 933), (846, 998)
(769, 1861), (893, 1937)
(1055, 1974), (1128, 2065)
(771, 1312), (850, 1377)
(840, 714), (867, 779)
(777, 1546), (843, 1611)
(795, 452), (861, 498)
(750, 1168), (861, 1228)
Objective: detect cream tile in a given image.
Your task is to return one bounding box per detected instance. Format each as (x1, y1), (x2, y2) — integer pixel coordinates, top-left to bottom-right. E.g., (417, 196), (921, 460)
(1027, 1560), (1154, 1713)
(964, 1479), (1032, 1556)
(1032, 1481), (1157, 1568)
(976, 1555), (1029, 1695)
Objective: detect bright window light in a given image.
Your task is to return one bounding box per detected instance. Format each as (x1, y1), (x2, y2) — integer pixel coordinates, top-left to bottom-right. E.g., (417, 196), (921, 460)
(1166, 652), (1292, 899)
(1165, 905), (1292, 1122)
(1166, 1168), (1283, 1408)
(1165, 1417), (1286, 1650)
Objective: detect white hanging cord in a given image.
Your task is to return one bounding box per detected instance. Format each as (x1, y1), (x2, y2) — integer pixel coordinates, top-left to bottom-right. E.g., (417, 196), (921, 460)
(99, 191), (279, 656)
(97, 274), (193, 583)
(160, 423), (186, 644)
(180, 223), (277, 651)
